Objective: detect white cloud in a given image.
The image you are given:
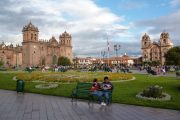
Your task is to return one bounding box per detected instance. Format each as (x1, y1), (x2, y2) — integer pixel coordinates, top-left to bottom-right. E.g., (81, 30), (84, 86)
(135, 9), (180, 45)
(170, 0), (180, 7)
(0, 0), (131, 57)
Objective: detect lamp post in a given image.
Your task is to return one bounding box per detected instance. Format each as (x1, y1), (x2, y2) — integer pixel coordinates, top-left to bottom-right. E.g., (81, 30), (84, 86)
(114, 44), (121, 66)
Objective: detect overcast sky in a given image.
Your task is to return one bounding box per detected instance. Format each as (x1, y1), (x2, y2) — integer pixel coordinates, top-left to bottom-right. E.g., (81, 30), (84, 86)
(0, 0), (180, 57)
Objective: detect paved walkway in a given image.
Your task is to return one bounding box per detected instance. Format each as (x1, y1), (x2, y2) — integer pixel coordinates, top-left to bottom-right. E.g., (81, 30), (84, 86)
(131, 69), (177, 77)
(0, 90), (179, 120)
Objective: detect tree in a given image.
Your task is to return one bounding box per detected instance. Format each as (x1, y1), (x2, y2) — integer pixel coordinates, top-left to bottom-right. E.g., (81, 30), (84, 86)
(151, 60), (161, 66)
(165, 46), (180, 65)
(57, 56), (71, 66)
(143, 61), (152, 66)
(0, 59), (4, 67)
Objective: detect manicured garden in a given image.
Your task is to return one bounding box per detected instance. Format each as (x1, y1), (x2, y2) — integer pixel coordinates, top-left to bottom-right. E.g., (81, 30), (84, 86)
(0, 71), (180, 110)
(16, 71), (133, 82)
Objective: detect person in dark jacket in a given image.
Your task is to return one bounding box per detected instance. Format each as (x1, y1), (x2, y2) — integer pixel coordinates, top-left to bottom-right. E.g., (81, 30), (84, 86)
(100, 76), (113, 106)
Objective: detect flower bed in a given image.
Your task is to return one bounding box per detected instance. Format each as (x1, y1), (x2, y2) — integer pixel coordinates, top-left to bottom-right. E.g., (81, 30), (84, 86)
(16, 71), (133, 83)
(136, 85), (171, 101)
(136, 92), (171, 101)
(35, 83), (59, 89)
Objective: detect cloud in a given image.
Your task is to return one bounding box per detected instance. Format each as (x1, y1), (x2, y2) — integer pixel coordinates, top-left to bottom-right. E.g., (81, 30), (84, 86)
(170, 0), (180, 7)
(0, 0), (130, 57)
(135, 9), (180, 45)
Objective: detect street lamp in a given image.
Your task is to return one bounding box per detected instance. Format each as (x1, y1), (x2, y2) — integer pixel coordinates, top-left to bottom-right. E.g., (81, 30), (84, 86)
(101, 51), (106, 65)
(114, 44), (121, 66)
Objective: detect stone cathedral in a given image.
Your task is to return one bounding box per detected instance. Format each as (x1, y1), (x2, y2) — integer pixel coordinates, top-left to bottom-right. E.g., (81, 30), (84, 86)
(141, 32), (173, 65)
(0, 22), (73, 67)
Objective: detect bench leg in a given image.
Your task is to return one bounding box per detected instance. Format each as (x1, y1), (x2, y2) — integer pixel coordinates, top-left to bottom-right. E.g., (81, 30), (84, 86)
(71, 96), (74, 102)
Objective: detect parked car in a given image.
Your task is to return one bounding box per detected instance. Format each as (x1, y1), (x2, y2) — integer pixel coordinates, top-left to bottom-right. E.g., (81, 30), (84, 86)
(147, 69), (157, 75)
(103, 67), (112, 72)
(58, 67), (67, 72)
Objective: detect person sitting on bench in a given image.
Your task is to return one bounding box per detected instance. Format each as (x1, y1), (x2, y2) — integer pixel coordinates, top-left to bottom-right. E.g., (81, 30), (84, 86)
(90, 78), (102, 104)
(100, 76), (113, 106)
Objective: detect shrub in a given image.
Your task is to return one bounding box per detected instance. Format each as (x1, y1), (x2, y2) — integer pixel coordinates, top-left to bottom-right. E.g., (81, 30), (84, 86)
(176, 71), (180, 77)
(142, 85), (163, 98)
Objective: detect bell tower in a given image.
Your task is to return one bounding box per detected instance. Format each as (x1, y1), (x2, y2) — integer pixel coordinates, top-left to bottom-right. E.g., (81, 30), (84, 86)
(22, 22), (39, 67)
(59, 31), (72, 61)
(141, 33), (151, 62)
(141, 33), (151, 48)
(159, 32), (173, 65)
(160, 32), (172, 46)
(22, 22), (39, 42)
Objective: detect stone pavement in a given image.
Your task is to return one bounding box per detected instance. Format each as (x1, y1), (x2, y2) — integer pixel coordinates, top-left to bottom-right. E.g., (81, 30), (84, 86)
(0, 89), (179, 120)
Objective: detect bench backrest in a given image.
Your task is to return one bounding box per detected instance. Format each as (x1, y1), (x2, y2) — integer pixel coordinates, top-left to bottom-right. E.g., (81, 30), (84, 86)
(76, 82), (92, 91)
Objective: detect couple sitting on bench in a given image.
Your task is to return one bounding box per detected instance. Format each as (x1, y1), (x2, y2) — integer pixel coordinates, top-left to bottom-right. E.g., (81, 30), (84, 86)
(90, 76), (113, 106)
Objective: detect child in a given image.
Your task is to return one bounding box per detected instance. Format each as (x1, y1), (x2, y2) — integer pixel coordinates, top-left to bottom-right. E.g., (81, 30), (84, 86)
(90, 78), (102, 104)
(100, 76), (113, 106)
(91, 78), (100, 91)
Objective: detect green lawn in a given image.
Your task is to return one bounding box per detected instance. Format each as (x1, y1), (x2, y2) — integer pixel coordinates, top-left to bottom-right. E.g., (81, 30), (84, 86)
(0, 71), (180, 110)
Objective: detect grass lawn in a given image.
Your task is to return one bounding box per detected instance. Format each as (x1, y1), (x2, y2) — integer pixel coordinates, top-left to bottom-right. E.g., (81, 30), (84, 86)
(0, 71), (180, 110)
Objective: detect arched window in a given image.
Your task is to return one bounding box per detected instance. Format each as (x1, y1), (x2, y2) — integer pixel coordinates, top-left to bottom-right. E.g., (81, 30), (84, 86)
(163, 39), (166, 44)
(144, 42), (147, 46)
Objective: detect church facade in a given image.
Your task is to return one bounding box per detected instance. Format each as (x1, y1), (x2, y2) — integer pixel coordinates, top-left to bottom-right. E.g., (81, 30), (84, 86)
(141, 32), (173, 65)
(0, 22), (73, 67)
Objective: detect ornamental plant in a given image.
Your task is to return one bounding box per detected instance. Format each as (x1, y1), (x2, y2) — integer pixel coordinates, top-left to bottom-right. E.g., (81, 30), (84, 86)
(142, 85), (163, 98)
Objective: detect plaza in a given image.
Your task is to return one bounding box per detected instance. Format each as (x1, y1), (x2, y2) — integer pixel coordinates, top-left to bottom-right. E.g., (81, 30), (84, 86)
(0, 0), (180, 120)
(0, 89), (180, 120)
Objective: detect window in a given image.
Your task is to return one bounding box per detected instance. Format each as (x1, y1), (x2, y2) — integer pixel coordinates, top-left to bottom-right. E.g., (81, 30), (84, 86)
(35, 34), (37, 40)
(163, 39), (166, 44)
(144, 42), (147, 45)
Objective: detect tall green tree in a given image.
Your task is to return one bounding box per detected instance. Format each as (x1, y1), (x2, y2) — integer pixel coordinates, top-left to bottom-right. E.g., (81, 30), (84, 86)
(151, 60), (161, 66)
(165, 46), (180, 65)
(58, 56), (71, 66)
(0, 59), (4, 67)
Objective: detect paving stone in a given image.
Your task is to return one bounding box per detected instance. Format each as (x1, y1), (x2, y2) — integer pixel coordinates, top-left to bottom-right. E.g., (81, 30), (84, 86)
(0, 89), (179, 120)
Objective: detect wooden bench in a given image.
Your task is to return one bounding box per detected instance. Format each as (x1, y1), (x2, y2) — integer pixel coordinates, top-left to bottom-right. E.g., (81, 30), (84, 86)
(71, 82), (92, 102)
(71, 82), (113, 104)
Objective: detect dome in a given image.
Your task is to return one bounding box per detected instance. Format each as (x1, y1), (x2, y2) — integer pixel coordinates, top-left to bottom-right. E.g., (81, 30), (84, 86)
(49, 36), (58, 44)
(22, 22), (39, 32)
